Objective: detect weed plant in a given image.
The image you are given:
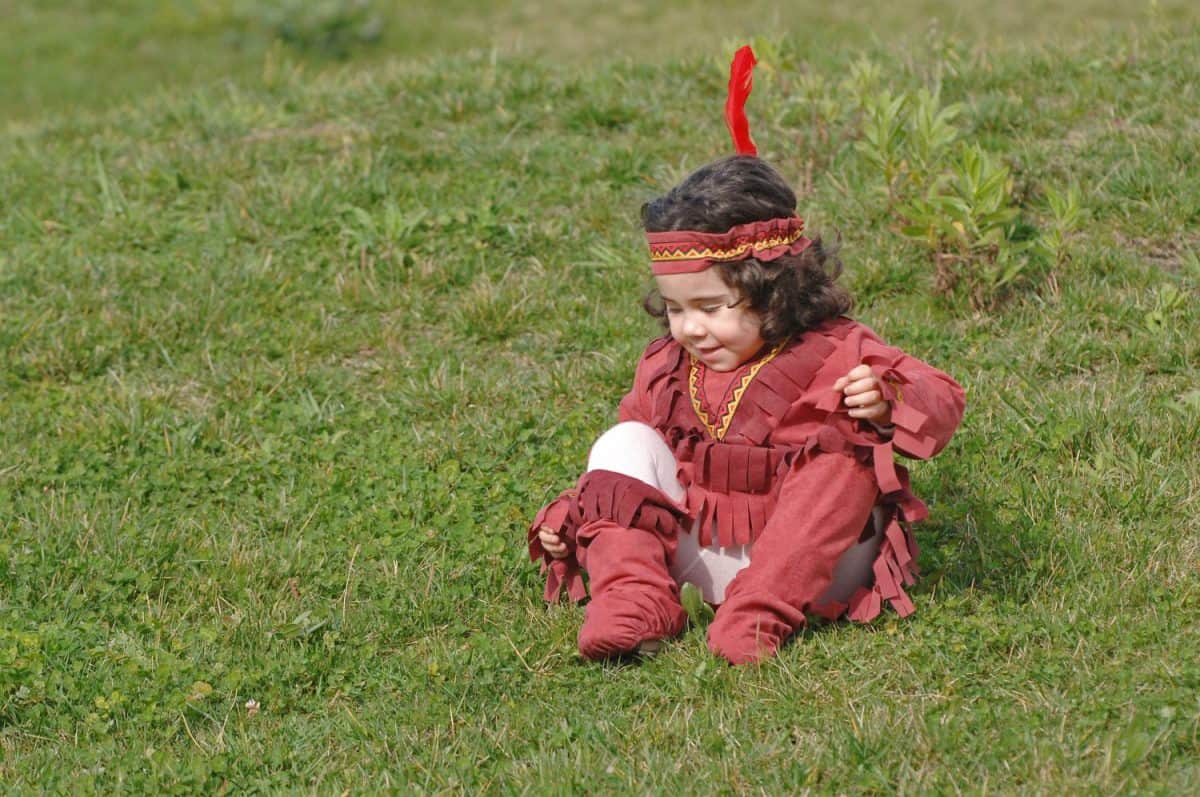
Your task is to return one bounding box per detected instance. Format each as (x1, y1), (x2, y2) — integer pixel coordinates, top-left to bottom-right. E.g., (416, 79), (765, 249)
(1, 3), (1199, 793)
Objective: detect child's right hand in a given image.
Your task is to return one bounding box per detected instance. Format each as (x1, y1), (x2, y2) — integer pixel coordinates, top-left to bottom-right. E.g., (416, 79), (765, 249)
(537, 526), (570, 559)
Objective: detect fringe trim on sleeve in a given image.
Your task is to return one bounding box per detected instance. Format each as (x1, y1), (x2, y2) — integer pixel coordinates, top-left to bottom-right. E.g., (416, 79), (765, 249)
(860, 349), (941, 462)
(528, 469), (689, 603)
(528, 489), (586, 603)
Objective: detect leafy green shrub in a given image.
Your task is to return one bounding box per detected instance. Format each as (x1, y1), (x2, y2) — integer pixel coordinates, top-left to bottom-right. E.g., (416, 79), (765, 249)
(847, 79), (1068, 309)
(898, 143), (1025, 307)
(1033, 184), (1083, 269)
(852, 86), (963, 204)
(254, 0), (383, 58)
(854, 90), (910, 201)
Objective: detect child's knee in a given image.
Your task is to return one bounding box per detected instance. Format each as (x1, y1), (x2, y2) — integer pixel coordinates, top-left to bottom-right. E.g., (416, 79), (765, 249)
(586, 422), (683, 500)
(587, 422), (664, 466)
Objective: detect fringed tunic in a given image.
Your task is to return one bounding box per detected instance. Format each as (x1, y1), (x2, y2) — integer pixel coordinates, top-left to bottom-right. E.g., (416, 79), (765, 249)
(529, 316), (965, 623)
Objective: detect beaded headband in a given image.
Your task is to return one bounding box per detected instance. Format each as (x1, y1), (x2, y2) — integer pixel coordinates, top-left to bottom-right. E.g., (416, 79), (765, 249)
(647, 46), (811, 276)
(647, 216), (811, 275)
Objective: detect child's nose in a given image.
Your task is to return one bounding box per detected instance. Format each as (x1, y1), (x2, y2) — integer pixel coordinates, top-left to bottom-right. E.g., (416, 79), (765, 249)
(682, 314), (707, 338)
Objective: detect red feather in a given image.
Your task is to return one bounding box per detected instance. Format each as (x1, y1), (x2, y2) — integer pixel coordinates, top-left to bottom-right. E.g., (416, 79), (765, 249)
(725, 46), (758, 156)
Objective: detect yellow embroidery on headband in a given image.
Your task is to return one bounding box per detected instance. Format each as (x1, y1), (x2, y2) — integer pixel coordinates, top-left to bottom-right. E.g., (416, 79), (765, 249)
(650, 229), (806, 263)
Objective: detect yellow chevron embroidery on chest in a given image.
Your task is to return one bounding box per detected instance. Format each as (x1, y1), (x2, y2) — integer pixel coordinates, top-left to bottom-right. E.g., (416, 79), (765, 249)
(688, 343), (784, 441)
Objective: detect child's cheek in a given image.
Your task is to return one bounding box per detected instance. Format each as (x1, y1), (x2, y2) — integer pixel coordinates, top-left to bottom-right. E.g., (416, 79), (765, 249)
(668, 319), (686, 342)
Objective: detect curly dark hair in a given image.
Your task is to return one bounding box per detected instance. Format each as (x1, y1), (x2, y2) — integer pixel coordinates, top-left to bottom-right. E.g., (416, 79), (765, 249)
(641, 155), (852, 346)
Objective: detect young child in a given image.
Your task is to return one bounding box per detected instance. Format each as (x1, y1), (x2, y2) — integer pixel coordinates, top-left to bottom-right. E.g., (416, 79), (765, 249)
(527, 50), (964, 666)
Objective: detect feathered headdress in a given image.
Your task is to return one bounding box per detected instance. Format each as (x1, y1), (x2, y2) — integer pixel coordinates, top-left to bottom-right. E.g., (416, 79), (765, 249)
(648, 46), (810, 275)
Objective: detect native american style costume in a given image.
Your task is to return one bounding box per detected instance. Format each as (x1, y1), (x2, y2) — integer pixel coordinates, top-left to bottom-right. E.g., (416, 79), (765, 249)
(527, 47), (964, 664)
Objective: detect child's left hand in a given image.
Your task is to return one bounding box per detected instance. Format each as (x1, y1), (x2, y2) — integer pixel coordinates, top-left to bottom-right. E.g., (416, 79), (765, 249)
(833, 364), (893, 425)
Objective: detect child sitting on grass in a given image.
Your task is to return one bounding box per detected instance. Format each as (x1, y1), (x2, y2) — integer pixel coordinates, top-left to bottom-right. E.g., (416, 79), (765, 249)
(528, 49), (964, 665)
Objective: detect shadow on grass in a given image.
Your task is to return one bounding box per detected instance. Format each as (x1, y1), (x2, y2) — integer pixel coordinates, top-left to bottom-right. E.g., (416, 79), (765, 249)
(909, 481), (1043, 607)
(785, 475), (1042, 647)
(569, 652), (651, 670)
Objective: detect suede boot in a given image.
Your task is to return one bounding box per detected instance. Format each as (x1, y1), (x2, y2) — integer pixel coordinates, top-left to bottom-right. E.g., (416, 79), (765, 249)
(576, 519), (687, 659)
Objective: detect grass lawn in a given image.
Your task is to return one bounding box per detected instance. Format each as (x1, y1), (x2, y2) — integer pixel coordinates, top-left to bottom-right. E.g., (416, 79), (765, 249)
(2, 1), (1198, 792)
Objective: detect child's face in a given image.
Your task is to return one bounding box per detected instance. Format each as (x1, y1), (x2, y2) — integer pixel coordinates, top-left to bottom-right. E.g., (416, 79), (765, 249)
(655, 268), (766, 372)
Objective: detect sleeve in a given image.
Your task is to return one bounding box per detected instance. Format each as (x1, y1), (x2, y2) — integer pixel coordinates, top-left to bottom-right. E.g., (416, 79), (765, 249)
(616, 337), (670, 425)
(617, 384), (648, 424)
(527, 488), (586, 602)
(855, 331), (965, 461)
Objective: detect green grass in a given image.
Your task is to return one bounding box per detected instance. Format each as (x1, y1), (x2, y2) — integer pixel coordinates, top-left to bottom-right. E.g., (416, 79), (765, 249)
(6, 0), (1200, 120)
(2, 1), (1199, 793)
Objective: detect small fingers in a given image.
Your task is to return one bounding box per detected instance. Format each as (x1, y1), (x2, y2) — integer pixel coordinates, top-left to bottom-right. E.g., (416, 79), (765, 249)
(835, 365), (875, 396)
(846, 364), (873, 381)
(538, 527), (569, 559)
(848, 402), (888, 420)
(841, 375), (879, 396)
(842, 388), (882, 408)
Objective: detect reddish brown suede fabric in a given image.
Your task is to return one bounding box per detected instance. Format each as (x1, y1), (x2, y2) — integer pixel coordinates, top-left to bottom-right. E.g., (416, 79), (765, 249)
(529, 317), (965, 665)
(576, 520), (688, 659)
(706, 451), (878, 664)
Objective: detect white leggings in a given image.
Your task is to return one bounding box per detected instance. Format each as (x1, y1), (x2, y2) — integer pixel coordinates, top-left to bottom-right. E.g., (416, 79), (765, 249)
(587, 422), (884, 606)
